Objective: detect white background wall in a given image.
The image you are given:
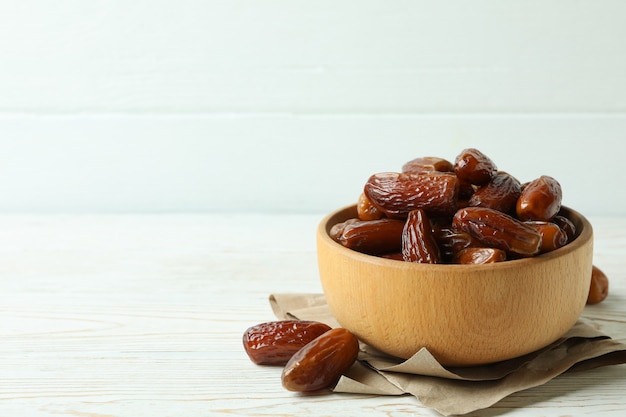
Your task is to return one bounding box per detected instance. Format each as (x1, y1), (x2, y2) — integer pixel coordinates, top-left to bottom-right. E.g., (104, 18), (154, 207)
(0, 1), (625, 216)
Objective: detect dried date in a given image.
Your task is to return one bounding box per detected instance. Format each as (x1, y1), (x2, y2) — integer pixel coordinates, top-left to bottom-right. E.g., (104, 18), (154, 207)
(469, 171), (521, 214)
(281, 327), (359, 392)
(454, 148), (497, 185)
(243, 320), (332, 366)
(587, 265), (609, 304)
(453, 207), (542, 256)
(553, 215), (577, 241)
(516, 175), (562, 221)
(402, 209), (440, 263)
(330, 218), (405, 255)
(364, 171), (459, 218)
(433, 226), (481, 262)
(525, 221), (568, 253)
(357, 192), (384, 221)
(454, 247), (507, 264)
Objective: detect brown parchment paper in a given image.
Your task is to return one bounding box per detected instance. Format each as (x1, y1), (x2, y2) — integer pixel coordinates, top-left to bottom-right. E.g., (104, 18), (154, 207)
(269, 293), (626, 416)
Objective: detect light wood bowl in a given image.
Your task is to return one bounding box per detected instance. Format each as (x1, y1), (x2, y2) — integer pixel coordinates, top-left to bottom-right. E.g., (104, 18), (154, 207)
(317, 205), (593, 367)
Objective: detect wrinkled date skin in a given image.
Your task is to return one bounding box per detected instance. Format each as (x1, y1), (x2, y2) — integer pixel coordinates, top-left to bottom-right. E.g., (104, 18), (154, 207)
(454, 148), (498, 185)
(516, 175), (562, 221)
(281, 328), (359, 392)
(468, 171), (521, 214)
(433, 226), (481, 262)
(330, 218), (405, 255)
(402, 209), (441, 263)
(364, 172), (459, 218)
(402, 156), (453, 174)
(242, 320), (332, 366)
(587, 265), (609, 304)
(454, 247), (507, 264)
(525, 221), (568, 253)
(453, 207), (542, 256)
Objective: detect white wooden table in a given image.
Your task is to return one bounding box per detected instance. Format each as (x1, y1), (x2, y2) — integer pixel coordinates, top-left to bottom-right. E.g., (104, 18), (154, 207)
(0, 213), (624, 416)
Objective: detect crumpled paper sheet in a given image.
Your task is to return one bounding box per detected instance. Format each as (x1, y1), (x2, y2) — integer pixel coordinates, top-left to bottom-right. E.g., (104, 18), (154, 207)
(270, 293), (626, 416)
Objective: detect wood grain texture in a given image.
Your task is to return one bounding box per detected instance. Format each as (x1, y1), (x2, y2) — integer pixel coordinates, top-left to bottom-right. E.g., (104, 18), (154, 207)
(0, 213), (623, 416)
(317, 205), (594, 365)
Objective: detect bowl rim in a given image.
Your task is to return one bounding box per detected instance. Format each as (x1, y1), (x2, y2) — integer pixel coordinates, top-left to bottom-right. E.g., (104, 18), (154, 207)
(318, 204), (593, 272)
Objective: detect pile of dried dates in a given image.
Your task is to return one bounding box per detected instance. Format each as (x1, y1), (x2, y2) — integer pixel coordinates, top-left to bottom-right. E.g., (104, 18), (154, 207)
(332, 148), (573, 262)
(331, 148), (608, 303)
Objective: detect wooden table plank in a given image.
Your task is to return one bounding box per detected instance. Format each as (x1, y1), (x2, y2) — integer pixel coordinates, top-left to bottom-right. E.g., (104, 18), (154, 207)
(0, 214), (623, 416)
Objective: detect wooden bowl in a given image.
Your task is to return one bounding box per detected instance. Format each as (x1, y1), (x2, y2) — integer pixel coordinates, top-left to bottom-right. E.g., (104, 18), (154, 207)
(316, 205), (593, 366)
